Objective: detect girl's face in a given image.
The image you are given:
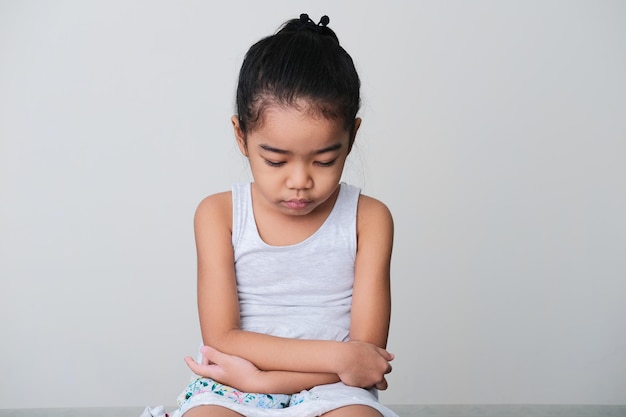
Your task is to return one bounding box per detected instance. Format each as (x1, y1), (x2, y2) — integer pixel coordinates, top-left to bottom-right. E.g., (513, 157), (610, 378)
(233, 103), (360, 217)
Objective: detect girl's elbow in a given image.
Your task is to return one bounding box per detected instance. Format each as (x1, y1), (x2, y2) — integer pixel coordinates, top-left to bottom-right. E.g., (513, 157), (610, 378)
(202, 327), (240, 351)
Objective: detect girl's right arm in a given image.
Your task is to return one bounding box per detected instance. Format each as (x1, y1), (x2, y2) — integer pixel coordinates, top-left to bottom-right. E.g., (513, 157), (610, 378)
(185, 345), (340, 393)
(192, 193), (392, 392)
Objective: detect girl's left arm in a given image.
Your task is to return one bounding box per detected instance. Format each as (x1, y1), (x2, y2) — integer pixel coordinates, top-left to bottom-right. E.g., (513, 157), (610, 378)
(347, 195), (395, 387)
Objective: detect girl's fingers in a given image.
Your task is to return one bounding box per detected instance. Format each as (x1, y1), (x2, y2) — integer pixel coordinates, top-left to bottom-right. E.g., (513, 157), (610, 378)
(184, 346), (227, 375)
(375, 377), (389, 391)
(200, 353), (209, 366)
(377, 347), (394, 361)
(201, 345), (229, 365)
(184, 355), (219, 379)
(184, 356), (201, 373)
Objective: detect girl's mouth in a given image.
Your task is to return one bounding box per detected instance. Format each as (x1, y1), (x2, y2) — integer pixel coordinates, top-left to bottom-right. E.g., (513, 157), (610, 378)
(284, 199), (312, 209)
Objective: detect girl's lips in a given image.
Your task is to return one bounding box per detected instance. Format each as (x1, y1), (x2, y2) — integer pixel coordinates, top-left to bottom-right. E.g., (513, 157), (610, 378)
(284, 199), (312, 209)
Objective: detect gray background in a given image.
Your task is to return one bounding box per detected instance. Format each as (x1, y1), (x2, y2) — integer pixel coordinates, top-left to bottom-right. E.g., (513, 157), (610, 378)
(1, 0), (624, 409)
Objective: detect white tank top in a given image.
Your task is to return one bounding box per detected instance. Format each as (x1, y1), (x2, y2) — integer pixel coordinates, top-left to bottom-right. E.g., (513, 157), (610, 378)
(231, 182), (360, 342)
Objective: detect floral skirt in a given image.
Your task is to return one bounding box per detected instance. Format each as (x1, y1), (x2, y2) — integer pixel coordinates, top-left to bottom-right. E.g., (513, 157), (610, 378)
(173, 377), (399, 417)
(177, 377), (310, 410)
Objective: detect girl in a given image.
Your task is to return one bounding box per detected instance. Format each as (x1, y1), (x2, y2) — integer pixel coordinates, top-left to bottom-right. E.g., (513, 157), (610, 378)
(175, 13), (397, 417)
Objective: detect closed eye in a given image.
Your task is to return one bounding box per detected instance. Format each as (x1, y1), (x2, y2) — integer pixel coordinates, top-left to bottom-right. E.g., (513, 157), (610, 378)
(264, 159), (285, 167)
(315, 159), (337, 167)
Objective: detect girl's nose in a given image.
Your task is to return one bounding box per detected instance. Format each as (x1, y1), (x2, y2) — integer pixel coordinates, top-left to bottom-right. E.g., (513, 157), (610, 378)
(287, 164), (313, 190)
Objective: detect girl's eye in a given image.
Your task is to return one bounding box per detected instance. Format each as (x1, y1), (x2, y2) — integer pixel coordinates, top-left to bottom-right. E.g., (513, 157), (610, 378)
(315, 159), (337, 167)
(264, 159), (285, 167)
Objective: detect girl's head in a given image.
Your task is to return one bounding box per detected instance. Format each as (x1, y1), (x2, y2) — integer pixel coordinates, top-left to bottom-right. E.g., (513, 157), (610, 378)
(235, 14), (361, 150)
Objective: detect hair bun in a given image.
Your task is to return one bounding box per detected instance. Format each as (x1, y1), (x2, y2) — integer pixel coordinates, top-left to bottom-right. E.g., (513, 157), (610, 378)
(296, 13), (330, 31)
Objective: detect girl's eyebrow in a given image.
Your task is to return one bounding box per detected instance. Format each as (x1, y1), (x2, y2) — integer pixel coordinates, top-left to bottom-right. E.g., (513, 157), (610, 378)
(259, 143), (343, 155)
(259, 144), (289, 154)
(315, 143), (343, 154)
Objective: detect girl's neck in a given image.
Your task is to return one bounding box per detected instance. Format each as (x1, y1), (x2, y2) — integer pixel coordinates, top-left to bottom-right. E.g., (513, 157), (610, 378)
(250, 184), (340, 246)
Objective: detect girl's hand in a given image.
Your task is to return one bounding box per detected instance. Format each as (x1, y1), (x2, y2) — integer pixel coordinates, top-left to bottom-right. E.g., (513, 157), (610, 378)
(184, 345), (264, 392)
(336, 341), (394, 390)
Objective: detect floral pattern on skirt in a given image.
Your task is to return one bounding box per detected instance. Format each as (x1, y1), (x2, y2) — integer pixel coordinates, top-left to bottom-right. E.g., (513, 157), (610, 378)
(177, 377), (296, 410)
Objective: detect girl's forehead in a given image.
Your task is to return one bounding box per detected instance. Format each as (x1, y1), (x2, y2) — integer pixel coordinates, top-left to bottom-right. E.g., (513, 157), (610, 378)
(249, 105), (350, 151)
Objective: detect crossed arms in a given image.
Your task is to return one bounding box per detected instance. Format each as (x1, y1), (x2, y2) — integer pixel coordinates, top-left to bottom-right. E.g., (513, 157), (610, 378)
(185, 192), (395, 394)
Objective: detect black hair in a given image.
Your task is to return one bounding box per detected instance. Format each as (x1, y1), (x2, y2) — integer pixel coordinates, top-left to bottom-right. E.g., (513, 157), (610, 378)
(235, 14), (361, 142)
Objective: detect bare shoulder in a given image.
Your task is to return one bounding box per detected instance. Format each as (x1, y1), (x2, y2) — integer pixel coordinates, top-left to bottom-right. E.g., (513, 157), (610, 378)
(194, 191), (233, 232)
(357, 194), (394, 232)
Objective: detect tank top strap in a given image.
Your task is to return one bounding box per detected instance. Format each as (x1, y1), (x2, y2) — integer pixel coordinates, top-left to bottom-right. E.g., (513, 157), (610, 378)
(231, 182), (252, 248)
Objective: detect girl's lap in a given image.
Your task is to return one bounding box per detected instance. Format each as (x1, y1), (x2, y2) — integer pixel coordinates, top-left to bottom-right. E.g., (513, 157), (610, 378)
(323, 405), (384, 416)
(182, 405), (243, 417)
(181, 404), (382, 417)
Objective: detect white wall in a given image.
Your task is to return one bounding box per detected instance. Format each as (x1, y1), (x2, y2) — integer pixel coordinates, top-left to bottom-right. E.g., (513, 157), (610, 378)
(1, 0), (625, 409)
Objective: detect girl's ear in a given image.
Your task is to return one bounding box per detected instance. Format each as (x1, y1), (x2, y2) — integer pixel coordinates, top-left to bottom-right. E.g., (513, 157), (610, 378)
(347, 117), (362, 154)
(231, 115), (248, 157)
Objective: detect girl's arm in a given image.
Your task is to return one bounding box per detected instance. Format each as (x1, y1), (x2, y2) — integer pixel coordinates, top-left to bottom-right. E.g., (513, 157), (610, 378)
(345, 195), (395, 388)
(185, 345), (339, 394)
(193, 193), (392, 392)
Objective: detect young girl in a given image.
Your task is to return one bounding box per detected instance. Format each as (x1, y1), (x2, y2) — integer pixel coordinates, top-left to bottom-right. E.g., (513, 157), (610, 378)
(174, 13), (397, 417)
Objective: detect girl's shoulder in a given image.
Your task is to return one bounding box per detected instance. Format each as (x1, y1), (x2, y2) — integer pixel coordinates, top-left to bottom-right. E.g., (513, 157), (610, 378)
(356, 193), (394, 239)
(357, 193), (393, 222)
(194, 190), (233, 233)
(196, 190), (232, 213)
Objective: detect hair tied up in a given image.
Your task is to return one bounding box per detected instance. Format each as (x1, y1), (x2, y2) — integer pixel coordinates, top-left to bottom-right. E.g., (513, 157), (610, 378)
(298, 13), (330, 30)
